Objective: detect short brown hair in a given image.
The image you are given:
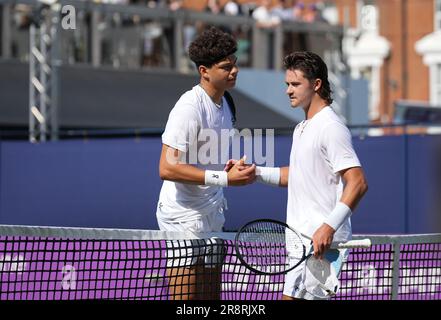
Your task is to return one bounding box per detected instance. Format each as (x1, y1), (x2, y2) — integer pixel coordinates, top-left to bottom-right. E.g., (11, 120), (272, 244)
(284, 51), (333, 105)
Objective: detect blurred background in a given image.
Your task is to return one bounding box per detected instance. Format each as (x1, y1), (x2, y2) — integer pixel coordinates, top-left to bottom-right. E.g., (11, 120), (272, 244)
(0, 0), (440, 234)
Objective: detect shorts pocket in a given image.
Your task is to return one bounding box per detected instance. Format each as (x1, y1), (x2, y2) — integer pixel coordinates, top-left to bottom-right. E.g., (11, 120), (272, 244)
(186, 216), (210, 233)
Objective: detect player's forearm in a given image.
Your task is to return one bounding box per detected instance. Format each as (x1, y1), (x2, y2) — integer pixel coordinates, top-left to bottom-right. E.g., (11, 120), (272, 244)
(159, 163), (205, 185)
(340, 176), (368, 211)
(159, 144), (207, 185)
(323, 169), (368, 232)
(159, 149), (254, 186)
(279, 166), (289, 187)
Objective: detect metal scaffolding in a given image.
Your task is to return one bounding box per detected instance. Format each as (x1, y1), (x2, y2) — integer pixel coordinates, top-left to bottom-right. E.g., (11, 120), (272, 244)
(29, 2), (60, 142)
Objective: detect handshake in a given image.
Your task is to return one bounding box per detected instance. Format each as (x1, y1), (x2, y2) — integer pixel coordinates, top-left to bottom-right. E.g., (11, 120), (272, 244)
(222, 155), (257, 186)
(220, 155), (281, 187)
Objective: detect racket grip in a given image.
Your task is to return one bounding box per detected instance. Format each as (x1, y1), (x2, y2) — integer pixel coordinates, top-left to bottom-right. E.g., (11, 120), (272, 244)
(334, 238), (372, 249)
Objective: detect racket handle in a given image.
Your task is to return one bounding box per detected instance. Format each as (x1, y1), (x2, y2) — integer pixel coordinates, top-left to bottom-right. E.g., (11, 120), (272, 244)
(333, 238), (372, 249)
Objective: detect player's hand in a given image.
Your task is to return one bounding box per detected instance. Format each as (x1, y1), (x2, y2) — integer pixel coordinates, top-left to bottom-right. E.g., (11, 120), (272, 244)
(224, 159), (237, 172)
(311, 223), (336, 259)
(227, 156), (256, 186)
(223, 159), (251, 172)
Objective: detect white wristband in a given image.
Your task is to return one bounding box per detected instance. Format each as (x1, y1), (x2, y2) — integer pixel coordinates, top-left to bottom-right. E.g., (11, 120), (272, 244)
(205, 170), (228, 187)
(255, 166), (280, 187)
(324, 202), (352, 231)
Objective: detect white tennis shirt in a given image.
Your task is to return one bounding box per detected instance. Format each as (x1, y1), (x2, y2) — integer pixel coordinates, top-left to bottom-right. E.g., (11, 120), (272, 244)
(157, 85), (233, 223)
(287, 106), (361, 242)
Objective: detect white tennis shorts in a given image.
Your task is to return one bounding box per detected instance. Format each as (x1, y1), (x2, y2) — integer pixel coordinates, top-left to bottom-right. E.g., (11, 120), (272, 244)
(283, 247), (349, 300)
(157, 213), (226, 268)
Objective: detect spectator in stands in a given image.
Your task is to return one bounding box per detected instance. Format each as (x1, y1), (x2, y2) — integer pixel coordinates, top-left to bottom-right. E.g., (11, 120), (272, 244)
(99, 0), (129, 4)
(252, 0), (281, 28)
(233, 26), (251, 66)
(168, 0), (183, 11)
(13, 4), (32, 29)
(303, 3), (327, 23)
(272, 0), (297, 21)
(147, 0), (159, 8)
(142, 22), (163, 67)
(241, 1), (258, 17)
(206, 0), (222, 14)
(293, 1), (305, 21)
(223, 0), (242, 16)
(167, 0), (190, 70)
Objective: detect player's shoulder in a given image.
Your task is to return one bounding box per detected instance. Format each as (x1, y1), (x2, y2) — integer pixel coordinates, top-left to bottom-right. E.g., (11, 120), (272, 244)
(318, 106), (341, 121)
(176, 86), (199, 104)
(173, 86), (202, 113)
(316, 108), (351, 141)
(319, 107), (348, 129)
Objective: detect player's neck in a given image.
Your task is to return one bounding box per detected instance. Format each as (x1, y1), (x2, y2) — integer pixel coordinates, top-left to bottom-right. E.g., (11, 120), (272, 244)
(199, 81), (224, 105)
(304, 97), (328, 120)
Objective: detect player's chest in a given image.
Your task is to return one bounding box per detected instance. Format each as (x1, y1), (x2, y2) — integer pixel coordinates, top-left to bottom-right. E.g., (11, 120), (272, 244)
(200, 107), (232, 131)
(290, 131), (324, 166)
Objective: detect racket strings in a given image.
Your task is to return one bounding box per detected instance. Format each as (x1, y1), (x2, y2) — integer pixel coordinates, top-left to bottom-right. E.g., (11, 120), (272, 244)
(236, 221), (305, 274)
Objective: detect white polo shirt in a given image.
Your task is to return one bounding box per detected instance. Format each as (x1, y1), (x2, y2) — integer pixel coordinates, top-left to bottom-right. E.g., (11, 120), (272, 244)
(287, 106), (361, 242)
(157, 85), (234, 223)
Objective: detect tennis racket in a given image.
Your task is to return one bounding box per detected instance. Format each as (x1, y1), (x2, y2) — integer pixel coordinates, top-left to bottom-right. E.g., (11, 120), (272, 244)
(235, 218), (371, 276)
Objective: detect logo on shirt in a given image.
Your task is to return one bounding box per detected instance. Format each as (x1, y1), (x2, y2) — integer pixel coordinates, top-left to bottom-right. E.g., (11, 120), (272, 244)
(212, 174), (219, 179)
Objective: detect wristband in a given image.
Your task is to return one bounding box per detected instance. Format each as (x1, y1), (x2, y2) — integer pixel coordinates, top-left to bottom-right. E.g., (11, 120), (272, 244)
(205, 170), (228, 187)
(255, 166), (280, 186)
(324, 202), (352, 231)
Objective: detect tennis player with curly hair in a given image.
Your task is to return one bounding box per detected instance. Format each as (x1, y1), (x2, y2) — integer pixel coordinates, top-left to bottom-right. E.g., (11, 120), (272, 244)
(156, 26), (255, 300)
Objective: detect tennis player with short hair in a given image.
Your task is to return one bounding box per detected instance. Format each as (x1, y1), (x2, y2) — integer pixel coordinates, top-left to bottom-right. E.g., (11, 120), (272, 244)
(156, 26), (256, 300)
(247, 51), (368, 300)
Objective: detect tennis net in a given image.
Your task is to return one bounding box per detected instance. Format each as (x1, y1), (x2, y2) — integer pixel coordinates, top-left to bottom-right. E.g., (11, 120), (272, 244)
(0, 224), (440, 300)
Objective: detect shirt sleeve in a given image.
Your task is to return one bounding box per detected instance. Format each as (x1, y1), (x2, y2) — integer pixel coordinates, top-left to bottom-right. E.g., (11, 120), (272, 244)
(321, 121), (361, 174)
(161, 103), (200, 153)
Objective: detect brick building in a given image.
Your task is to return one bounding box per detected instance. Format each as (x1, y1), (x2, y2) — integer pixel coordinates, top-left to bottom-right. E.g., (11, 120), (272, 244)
(334, 0), (441, 123)
(182, 0), (441, 124)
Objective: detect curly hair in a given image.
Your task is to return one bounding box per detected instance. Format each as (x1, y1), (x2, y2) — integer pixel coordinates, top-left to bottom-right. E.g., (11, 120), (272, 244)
(188, 26), (237, 68)
(283, 51), (333, 105)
